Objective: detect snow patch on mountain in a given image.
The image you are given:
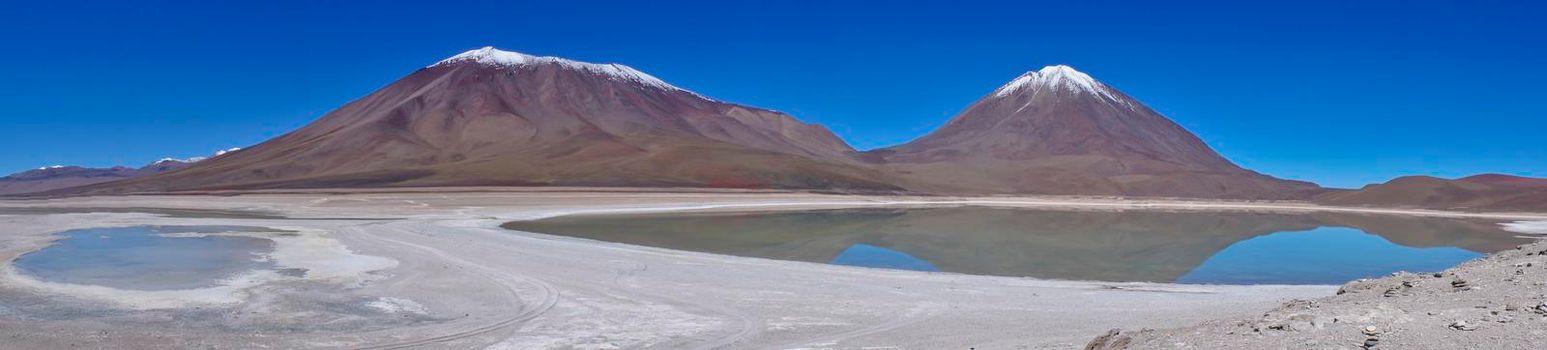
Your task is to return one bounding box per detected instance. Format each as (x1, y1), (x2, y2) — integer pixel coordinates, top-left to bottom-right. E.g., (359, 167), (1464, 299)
(25, 147), (243, 174)
(153, 157), (204, 164)
(433, 47), (692, 94)
(993, 65), (1134, 109)
(150, 148), (241, 166)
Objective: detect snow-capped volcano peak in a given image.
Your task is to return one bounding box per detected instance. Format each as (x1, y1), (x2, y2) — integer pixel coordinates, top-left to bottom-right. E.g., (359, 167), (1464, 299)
(431, 46), (689, 93)
(435, 46), (542, 66)
(152, 157), (201, 165)
(992, 65), (1129, 107)
(147, 148), (242, 167)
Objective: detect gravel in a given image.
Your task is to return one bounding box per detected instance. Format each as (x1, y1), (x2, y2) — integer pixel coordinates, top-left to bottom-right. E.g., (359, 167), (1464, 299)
(1086, 239), (1547, 349)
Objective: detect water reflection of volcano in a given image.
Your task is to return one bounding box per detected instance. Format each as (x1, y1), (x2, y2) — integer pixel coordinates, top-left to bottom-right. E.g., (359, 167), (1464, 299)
(503, 207), (1530, 284)
(1176, 227), (1482, 284)
(830, 243), (939, 272)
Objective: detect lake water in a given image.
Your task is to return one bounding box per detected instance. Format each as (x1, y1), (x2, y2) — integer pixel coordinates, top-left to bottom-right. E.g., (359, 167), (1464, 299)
(12, 226), (278, 290)
(503, 207), (1535, 285)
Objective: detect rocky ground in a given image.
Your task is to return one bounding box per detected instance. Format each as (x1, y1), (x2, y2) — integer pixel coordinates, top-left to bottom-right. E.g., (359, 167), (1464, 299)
(1087, 238), (1547, 349)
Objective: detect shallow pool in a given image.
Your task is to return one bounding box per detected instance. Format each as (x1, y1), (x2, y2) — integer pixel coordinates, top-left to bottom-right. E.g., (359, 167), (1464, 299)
(12, 226), (278, 290)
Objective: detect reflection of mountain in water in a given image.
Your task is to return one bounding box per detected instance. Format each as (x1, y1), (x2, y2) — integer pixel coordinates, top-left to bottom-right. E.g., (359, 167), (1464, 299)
(502, 207), (1531, 283)
(830, 243), (939, 272)
(1176, 228), (1483, 285)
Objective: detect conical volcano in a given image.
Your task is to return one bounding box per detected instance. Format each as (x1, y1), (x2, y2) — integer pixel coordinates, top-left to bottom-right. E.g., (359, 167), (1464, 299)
(873, 65), (1320, 199)
(73, 47), (899, 193)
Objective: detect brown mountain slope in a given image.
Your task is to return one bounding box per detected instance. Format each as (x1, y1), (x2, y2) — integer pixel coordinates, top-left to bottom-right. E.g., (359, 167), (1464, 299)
(1318, 174), (1547, 211)
(870, 65), (1321, 199)
(67, 47), (899, 194)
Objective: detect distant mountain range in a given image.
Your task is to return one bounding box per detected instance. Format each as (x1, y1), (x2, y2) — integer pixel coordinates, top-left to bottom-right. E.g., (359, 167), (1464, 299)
(1320, 174), (1547, 211)
(0, 149), (238, 195)
(1, 160), (194, 195)
(18, 47), (1544, 211)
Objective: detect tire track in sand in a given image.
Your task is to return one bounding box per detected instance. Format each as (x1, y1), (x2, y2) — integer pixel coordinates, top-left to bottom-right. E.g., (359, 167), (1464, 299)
(600, 259), (763, 350)
(762, 302), (946, 350)
(347, 223), (560, 350)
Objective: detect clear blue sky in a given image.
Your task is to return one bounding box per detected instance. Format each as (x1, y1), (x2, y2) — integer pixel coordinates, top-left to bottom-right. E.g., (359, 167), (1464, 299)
(2, 0), (1542, 188)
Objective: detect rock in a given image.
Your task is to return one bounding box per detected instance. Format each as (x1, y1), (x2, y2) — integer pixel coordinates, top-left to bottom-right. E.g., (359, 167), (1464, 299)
(1084, 329), (1132, 350)
(1310, 316), (1331, 329)
(1363, 337), (1379, 348)
(1449, 320), (1480, 331)
(1451, 279), (1470, 291)
(1362, 326), (1382, 336)
(1534, 302), (1547, 315)
(1338, 279), (1382, 295)
(1278, 314), (1316, 331)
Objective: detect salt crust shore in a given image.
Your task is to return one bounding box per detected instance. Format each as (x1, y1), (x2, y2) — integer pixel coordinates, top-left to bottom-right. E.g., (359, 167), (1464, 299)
(1, 190), (1541, 349)
(1502, 220), (1547, 234)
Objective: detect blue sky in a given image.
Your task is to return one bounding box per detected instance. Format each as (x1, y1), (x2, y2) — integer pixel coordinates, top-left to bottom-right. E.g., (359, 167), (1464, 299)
(2, 0), (1542, 188)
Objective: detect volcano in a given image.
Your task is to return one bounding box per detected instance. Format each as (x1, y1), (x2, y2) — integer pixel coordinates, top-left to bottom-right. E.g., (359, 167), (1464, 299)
(73, 47), (898, 194)
(871, 65), (1321, 199)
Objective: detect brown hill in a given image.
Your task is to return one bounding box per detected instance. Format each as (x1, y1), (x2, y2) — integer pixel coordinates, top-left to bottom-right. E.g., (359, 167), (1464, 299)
(1318, 174), (1547, 211)
(870, 66), (1321, 199)
(67, 47), (899, 194)
(1457, 173), (1547, 188)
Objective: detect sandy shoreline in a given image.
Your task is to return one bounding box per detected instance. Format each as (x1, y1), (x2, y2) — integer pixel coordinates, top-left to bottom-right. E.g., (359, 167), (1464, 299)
(0, 191), (1537, 349)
